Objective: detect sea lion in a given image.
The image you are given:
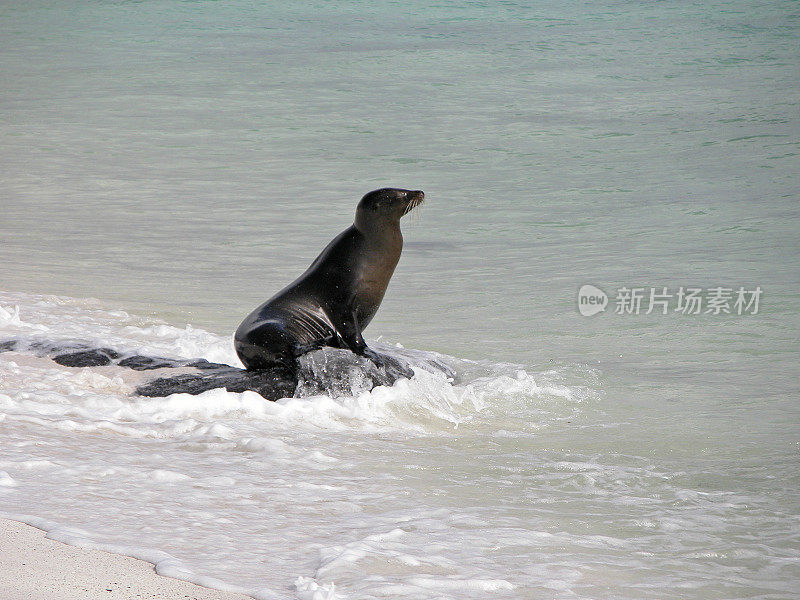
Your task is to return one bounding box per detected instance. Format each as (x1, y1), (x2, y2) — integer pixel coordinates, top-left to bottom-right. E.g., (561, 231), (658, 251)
(234, 188), (424, 396)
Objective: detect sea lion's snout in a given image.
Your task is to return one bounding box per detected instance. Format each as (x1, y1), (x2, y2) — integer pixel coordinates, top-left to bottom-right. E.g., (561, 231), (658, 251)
(402, 190), (425, 216)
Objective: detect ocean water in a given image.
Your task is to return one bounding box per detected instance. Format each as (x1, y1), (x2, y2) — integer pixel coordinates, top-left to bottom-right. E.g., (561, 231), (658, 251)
(1, 1), (799, 598)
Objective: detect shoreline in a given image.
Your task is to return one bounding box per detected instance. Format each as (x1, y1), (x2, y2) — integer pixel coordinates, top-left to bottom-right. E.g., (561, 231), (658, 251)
(0, 518), (254, 600)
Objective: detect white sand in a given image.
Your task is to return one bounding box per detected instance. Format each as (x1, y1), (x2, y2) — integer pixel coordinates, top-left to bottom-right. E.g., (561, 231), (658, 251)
(0, 519), (253, 600)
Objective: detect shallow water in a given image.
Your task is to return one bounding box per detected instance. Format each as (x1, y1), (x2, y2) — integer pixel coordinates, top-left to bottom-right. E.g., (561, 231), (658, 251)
(1, 1), (799, 598)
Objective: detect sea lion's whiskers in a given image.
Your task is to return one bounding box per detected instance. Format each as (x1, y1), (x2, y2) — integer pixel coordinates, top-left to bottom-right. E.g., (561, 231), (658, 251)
(406, 197), (424, 223)
(404, 196), (424, 216)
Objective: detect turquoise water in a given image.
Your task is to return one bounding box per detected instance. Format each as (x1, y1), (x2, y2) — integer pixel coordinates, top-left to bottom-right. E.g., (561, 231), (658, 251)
(1, 1), (799, 598)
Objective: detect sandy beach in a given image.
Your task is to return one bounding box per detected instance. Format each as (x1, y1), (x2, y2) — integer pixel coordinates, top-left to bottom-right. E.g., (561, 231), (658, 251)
(0, 519), (252, 600)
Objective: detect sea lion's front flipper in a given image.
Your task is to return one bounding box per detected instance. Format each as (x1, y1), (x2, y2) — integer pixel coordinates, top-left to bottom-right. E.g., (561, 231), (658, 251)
(330, 310), (412, 381)
(361, 347), (414, 380)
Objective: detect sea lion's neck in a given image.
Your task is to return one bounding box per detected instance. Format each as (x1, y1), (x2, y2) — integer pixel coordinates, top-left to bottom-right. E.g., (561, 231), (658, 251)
(352, 219), (403, 301)
(350, 220), (402, 328)
(353, 217), (403, 253)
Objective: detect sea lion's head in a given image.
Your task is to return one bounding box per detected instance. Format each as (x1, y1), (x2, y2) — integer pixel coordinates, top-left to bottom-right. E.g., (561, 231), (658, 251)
(355, 188), (425, 231)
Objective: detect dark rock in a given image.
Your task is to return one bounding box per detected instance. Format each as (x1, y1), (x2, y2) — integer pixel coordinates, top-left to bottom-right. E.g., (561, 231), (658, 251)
(0, 340), (18, 352)
(53, 348), (121, 367)
(118, 355), (182, 370)
(135, 367), (297, 401)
